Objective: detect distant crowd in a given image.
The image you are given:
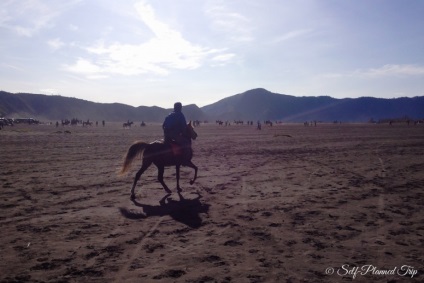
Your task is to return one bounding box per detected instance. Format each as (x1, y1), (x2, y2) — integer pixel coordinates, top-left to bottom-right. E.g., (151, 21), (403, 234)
(1, 116), (423, 131)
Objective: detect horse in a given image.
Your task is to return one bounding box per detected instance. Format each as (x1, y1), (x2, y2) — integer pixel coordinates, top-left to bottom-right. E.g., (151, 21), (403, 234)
(83, 121), (93, 127)
(120, 121), (198, 200)
(123, 121), (133, 128)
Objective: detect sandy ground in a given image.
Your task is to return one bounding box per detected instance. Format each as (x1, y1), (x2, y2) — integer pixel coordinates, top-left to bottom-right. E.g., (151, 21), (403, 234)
(0, 122), (423, 283)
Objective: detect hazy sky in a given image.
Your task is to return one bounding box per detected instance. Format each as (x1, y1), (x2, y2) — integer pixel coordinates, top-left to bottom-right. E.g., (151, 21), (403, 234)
(1, 0), (423, 107)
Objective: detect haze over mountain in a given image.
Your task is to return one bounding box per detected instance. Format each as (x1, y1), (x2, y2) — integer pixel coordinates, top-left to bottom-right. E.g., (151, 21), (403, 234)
(203, 88), (424, 122)
(0, 91), (206, 122)
(1, 89), (423, 123)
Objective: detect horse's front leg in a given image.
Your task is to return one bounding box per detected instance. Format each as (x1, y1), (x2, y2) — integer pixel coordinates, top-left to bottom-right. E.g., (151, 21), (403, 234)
(184, 161), (198, 185)
(176, 165), (182, 192)
(157, 165), (172, 194)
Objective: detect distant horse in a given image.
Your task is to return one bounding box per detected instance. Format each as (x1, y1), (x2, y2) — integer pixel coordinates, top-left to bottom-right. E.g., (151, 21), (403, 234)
(120, 121), (198, 200)
(123, 121), (133, 128)
(83, 121), (93, 127)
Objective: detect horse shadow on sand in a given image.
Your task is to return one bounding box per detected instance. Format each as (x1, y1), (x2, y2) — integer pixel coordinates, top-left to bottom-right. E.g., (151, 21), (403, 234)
(119, 192), (209, 229)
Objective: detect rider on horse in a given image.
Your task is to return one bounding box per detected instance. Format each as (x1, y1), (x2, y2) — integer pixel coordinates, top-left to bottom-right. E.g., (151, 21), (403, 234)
(162, 102), (191, 162)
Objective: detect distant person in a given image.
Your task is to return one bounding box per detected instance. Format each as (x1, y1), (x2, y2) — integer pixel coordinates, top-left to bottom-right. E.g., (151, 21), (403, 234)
(162, 102), (190, 160)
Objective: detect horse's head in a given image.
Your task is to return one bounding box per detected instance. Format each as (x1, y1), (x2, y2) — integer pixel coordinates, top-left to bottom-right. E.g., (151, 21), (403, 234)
(186, 121), (197, 140)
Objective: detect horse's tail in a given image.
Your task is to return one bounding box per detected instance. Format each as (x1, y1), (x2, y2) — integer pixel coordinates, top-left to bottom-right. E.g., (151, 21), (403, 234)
(119, 141), (149, 175)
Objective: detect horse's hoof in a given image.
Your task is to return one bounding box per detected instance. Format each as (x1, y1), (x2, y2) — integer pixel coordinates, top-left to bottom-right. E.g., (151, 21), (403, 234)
(190, 180), (194, 185)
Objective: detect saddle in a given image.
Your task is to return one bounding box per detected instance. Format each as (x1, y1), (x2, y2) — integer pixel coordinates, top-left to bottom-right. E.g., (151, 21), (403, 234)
(159, 139), (190, 159)
(169, 142), (183, 156)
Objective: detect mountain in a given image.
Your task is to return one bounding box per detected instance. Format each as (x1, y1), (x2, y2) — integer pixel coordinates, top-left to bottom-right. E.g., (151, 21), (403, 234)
(201, 88), (424, 122)
(0, 91), (208, 122)
(1, 89), (423, 122)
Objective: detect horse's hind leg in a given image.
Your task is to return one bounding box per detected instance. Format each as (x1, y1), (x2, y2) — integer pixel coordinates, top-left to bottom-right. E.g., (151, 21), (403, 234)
(130, 160), (152, 200)
(157, 165), (172, 194)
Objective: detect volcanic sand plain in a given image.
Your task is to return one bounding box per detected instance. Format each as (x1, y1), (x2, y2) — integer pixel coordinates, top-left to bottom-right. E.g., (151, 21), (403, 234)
(0, 122), (423, 282)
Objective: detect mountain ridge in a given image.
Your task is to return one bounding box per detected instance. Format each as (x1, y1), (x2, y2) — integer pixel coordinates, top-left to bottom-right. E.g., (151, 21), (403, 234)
(1, 89), (423, 122)
(201, 88), (424, 122)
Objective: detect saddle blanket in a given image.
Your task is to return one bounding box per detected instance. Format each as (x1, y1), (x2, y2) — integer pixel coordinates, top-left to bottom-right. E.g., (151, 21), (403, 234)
(170, 143), (183, 156)
(153, 140), (183, 156)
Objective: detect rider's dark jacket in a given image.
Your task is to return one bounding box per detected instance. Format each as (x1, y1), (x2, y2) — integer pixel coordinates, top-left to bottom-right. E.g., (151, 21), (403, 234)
(162, 110), (187, 143)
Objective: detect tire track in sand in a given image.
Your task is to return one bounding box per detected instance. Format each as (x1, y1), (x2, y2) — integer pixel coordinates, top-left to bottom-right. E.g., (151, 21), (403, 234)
(112, 214), (165, 282)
